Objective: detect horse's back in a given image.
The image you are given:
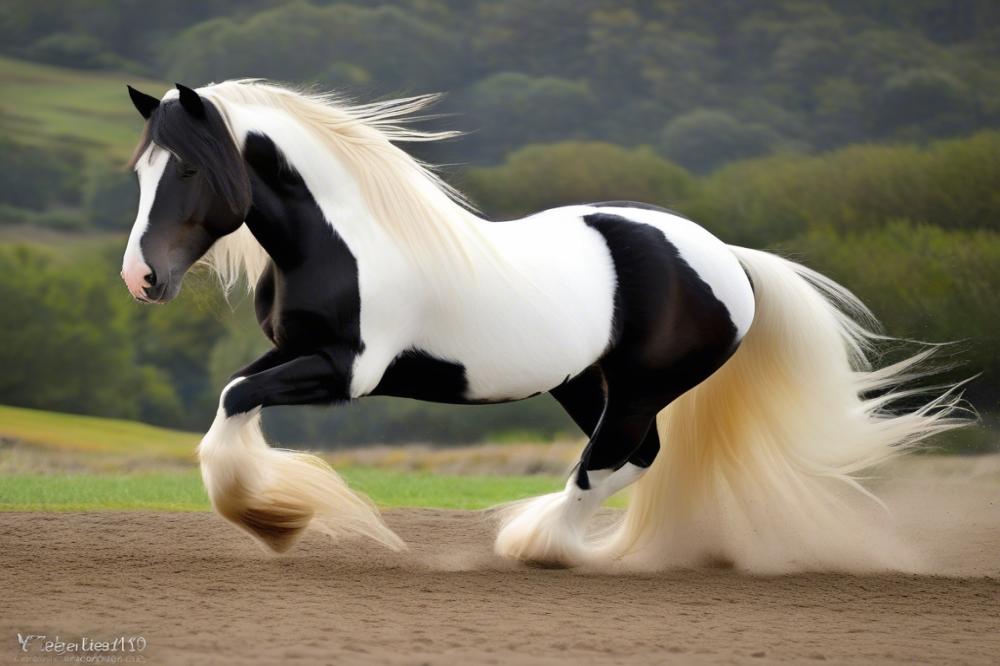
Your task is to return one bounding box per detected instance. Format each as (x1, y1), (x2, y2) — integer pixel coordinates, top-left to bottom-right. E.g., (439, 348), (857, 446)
(415, 209), (618, 401)
(412, 203), (753, 402)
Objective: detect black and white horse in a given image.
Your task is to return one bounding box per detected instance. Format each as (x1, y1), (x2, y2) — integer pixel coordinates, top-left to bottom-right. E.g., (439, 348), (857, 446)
(122, 81), (960, 572)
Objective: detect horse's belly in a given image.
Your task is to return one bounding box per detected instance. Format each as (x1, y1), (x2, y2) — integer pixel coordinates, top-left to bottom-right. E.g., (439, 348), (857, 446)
(454, 311), (612, 401)
(419, 217), (617, 402)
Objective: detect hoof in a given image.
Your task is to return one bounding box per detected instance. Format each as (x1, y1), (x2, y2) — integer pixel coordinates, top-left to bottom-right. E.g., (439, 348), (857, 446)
(494, 493), (588, 567)
(236, 502), (313, 554)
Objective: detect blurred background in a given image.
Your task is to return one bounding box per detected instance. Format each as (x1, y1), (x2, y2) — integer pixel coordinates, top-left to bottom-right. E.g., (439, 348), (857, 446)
(0, 0), (997, 456)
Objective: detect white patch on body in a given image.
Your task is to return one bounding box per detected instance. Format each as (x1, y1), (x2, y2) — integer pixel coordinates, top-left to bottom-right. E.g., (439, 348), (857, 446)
(414, 212), (617, 401)
(222, 105), (423, 399)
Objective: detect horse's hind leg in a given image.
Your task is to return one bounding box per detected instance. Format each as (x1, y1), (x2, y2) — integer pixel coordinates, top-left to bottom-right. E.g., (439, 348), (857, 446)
(549, 364), (606, 436)
(494, 372), (660, 567)
(552, 367), (661, 499)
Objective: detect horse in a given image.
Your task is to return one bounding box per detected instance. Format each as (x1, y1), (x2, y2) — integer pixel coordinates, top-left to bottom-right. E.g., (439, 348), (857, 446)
(121, 81), (963, 572)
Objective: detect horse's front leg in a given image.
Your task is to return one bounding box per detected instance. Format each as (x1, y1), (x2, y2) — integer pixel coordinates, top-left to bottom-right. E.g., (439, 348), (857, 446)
(227, 347), (289, 382)
(198, 353), (405, 554)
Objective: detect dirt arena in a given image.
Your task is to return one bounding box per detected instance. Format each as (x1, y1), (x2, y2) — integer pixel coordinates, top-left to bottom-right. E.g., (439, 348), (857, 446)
(2, 473), (999, 665)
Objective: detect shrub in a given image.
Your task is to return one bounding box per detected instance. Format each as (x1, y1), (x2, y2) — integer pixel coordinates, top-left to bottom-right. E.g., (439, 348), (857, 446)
(463, 141), (695, 218)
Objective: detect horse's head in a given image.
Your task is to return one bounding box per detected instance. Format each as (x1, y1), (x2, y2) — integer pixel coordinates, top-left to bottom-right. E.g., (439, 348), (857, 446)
(121, 84), (251, 303)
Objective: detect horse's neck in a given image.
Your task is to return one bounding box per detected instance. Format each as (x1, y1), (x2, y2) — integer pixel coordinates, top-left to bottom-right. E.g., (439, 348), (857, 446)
(230, 104), (507, 298)
(233, 107), (415, 279)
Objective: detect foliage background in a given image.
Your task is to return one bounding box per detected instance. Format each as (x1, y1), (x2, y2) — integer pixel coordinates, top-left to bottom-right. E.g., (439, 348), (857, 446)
(0, 0), (996, 451)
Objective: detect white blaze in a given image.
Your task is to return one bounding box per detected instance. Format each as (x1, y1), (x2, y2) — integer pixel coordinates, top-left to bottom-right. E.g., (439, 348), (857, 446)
(121, 145), (170, 299)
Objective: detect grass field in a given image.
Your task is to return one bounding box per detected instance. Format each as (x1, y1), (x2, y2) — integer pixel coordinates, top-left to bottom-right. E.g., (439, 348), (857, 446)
(0, 404), (574, 511)
(0, 56), (165, 161)
(0, 469), (565, 512)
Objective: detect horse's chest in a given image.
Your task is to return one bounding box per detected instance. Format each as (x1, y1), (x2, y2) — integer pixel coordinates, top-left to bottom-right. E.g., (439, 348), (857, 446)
(255, 266), (363, 357)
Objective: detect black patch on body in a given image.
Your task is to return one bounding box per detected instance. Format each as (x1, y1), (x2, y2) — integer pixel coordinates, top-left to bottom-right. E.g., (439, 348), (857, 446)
(241, 132), (363, 401)
(371, 350), (472, 403)
(593, 201), (754, 289)
(583, 212), (740, 390)
(549, 365), (606, 436)
(552, 212), (744, 483)
(240, 132), (482, 408)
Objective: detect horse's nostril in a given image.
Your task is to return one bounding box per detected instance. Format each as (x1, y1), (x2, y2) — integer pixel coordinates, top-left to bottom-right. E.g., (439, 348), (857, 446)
(147, 269), (157, 287)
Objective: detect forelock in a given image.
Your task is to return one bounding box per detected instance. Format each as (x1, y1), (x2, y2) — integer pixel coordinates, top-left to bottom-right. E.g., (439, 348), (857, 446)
(142, 97), (251, 214)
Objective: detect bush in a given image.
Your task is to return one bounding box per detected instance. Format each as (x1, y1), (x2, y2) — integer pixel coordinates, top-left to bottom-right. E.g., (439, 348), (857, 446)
(683, 131), (1000, 245)
(463, 141), (695, 218)
(784, 222), (1000, 415)
(162, 2), (461, 93)
(0, 244), (229, 429)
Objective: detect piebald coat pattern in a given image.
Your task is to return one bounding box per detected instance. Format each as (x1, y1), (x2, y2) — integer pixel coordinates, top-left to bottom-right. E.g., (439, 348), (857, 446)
(121, 82), (960, 570)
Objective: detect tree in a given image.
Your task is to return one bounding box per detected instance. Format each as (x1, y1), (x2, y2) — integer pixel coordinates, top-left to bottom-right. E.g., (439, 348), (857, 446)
(161, 2), (462, 93)
(458, 73), (598, 163)
(0, 138), (81, 211)
(658, 110), (779, 174)
(873, 68), (971, 137)
(0, 245), (180, 421)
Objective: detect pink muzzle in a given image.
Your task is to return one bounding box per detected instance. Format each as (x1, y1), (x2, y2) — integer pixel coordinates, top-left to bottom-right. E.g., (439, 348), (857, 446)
(121, 259), (153, 301)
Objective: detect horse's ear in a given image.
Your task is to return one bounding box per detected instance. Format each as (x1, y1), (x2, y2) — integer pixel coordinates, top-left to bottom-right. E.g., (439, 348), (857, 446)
(127, 85), (160, 119)
(175, 83), (206, 119)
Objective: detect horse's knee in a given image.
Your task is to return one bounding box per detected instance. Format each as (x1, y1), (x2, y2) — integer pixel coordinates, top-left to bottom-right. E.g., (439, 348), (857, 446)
(219, 376), (260, 417)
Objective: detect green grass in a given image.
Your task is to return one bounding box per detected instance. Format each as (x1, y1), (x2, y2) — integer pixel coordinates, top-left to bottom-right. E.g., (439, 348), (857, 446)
(0, 404), (198, 460)
(0, 56), (166, 161)
(0, 472), (209, 511)
(0, 469), (565, 512)
(344, 468), (564, 509)
(0, 404), (602, 511)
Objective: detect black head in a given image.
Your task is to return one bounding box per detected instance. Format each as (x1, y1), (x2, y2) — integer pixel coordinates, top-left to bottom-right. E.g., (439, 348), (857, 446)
(122, 83), (251, 303)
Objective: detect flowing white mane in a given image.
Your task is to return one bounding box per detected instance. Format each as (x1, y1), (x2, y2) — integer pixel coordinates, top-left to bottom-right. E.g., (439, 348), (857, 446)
(194, 79), (489, 292)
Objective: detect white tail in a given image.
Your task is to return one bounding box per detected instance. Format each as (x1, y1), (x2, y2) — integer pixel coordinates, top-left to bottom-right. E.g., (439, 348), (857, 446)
(198, 409), (405, 553)
(600, 247), (966, 573)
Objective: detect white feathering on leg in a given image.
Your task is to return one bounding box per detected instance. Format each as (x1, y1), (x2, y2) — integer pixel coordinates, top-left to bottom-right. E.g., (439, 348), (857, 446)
(198, 381), (405, 554)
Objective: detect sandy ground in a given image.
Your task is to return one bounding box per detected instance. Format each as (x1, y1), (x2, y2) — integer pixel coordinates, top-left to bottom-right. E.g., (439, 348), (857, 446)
(2, 475), (1000, 666)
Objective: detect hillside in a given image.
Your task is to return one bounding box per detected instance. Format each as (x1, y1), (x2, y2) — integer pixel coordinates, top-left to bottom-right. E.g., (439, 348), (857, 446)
(0, 56), (164, 162)
(0, 404), (197, 460)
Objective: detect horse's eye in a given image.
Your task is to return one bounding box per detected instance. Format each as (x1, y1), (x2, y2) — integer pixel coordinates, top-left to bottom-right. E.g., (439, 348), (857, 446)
(179, 164), (198, 179)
